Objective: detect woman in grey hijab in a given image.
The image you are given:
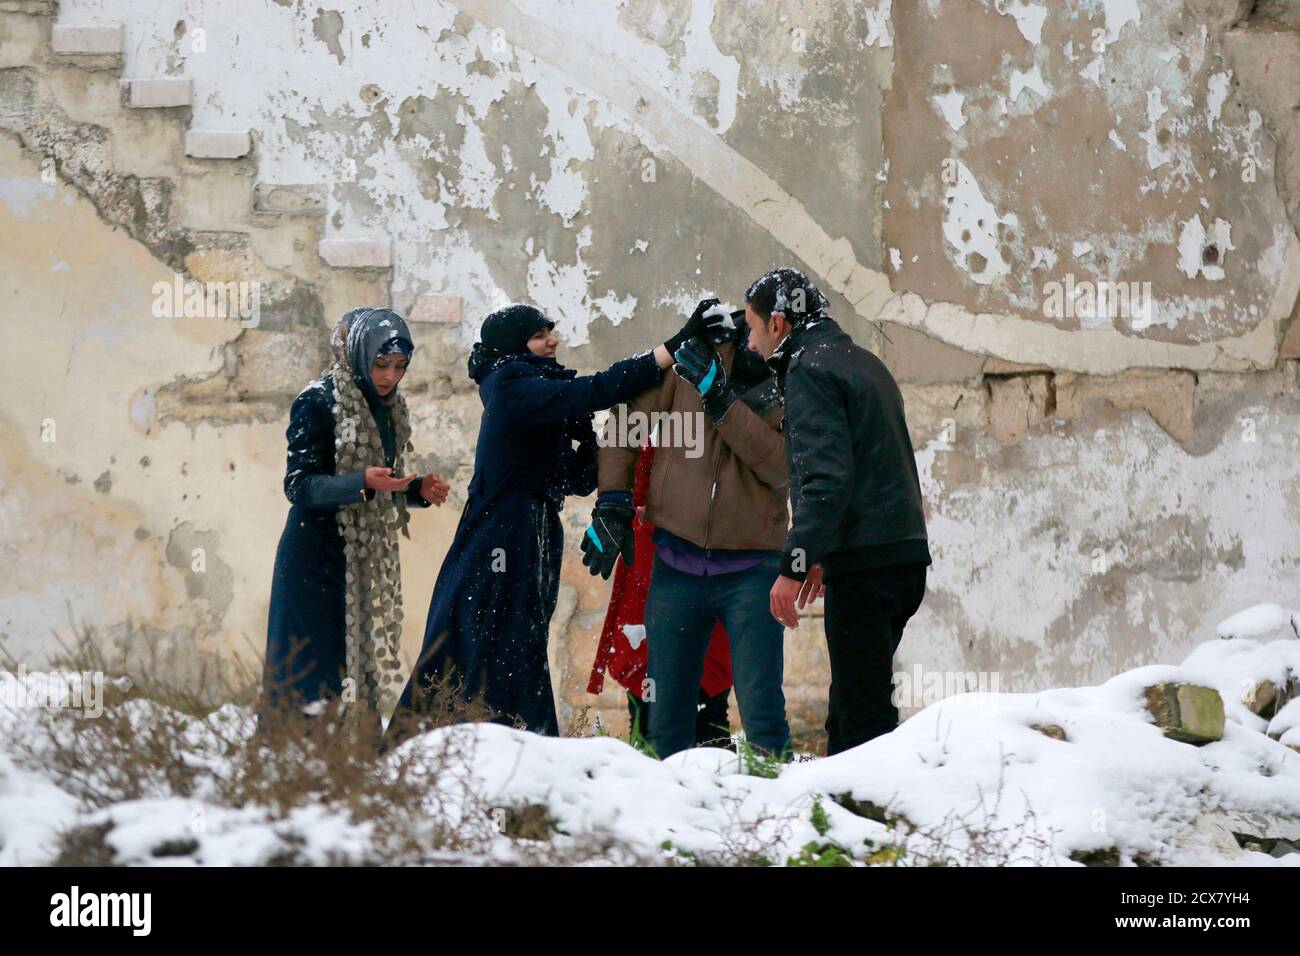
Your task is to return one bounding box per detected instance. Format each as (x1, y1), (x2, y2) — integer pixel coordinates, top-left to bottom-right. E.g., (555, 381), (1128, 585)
(261, 307), (449, 741)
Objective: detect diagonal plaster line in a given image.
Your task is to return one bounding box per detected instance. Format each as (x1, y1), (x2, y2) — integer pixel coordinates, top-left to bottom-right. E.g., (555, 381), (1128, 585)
(448, 0), (1298, 375)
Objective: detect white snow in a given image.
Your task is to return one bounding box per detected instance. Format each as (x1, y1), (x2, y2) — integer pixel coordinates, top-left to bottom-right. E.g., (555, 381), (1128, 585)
(3, 602), (1299, 866)
(621, 623), (647, 650)
(1217, 603), (1300, 642)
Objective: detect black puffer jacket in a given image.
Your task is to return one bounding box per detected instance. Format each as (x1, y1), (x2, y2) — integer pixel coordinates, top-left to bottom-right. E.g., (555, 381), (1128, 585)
(769, 316), (931, 581)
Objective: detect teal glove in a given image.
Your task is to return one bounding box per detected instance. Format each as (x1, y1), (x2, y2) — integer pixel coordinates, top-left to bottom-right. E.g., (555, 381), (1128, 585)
(673, 336), (736, 421)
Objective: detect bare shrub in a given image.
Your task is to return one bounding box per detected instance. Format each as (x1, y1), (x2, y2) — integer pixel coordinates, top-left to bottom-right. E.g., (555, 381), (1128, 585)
(835, 752), (1061, 866)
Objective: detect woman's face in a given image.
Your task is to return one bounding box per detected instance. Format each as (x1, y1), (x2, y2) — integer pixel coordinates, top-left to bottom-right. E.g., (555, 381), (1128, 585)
(526, 326), (559, 358)
(370, 353), (409, 395)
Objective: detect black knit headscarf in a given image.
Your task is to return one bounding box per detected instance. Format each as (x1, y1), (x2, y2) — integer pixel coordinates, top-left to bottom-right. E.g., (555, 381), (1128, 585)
(480, 304), (554, 353)
(468, 304), (556, 382)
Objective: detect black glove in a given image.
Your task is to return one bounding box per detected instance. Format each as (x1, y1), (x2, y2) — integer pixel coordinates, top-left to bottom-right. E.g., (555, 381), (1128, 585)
(581, 493), (635, 580)
(664, 297), (722, 355)
(673, 336), (735, 421)
(707, 308), (747, 346)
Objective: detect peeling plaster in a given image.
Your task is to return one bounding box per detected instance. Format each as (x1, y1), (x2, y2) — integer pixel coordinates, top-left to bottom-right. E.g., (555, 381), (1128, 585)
(58, 0), (1300, 374)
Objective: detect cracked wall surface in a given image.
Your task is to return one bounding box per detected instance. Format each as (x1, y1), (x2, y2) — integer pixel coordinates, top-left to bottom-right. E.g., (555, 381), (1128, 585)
(1, 0), (1298, 745)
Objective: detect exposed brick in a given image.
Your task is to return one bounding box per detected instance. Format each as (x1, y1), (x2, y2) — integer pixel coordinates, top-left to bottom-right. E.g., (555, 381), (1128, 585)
(408, 293), (462, 324)
(184, 129), (251, 159)
(318, 238), (390, 269)
(125, 78), (191, 108)
(51, 25), (122, 55)
(1055, 370), (1196, 442)
(253, 183), (325, 216)
(987, 373), (1054, 443)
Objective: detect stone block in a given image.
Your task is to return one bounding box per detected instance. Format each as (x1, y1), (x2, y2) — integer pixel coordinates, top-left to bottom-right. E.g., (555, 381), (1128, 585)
(125, 78), (191, 108)
(987, 373), (1054, 443)
(254, 183), (326, 216)
(1242, 679), (1283, 718)
(185, 129), (251, 159)
(231, 329), (328, 399)
(318, 238), (390, 269)
(1031, 722), (1068, 741)
(0, 7), (45, 67)
(1144, 682), (1225, 744)
(51, 25), (122, 54)
(1055, 370), (1196, 442)
(408, 293), (462, 324)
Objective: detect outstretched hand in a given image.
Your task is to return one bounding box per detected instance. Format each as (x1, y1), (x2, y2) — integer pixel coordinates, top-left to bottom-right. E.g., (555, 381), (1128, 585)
(417, 473), (450, 506)
(365, 466), (411, 492)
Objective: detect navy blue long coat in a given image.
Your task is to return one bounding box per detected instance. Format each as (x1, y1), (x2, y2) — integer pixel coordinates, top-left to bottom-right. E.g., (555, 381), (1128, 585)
(386, 349), (662, 741)
(262, 374), (429, 711)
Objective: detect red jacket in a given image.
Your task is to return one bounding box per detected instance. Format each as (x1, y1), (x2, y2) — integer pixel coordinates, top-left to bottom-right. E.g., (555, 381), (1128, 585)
(587, 444), (732, 698)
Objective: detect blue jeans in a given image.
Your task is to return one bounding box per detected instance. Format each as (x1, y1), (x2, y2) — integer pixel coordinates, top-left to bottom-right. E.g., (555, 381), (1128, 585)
(644, 555), (791, 758)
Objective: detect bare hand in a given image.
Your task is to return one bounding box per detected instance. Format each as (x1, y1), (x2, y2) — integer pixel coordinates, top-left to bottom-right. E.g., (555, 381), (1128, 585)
(797, 564), (824, 609)
(770, 574), (804, 629)
(364, 467), (411, 492)
(419, 473), (451, 505)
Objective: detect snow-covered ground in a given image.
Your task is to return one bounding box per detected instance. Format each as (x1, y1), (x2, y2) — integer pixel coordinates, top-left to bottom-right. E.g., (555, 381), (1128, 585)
(1, 605), (1298, 867)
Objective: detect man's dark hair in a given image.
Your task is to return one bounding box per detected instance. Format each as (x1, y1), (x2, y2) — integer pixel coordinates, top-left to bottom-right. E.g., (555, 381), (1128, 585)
(745, 267), (828, 324)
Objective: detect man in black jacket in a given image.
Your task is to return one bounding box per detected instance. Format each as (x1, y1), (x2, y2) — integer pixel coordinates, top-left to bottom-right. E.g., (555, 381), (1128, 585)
(742, 267), (932, 756)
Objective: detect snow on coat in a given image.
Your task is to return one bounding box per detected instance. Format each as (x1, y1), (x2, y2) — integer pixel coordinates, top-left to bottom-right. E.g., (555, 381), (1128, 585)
(387, 349), (663, 740)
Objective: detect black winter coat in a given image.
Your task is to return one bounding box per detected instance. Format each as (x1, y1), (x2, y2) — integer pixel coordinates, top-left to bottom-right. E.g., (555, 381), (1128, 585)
(769, 317), (931, 581)
(262, 374), (429, 710)
(385, 350), (662, 743)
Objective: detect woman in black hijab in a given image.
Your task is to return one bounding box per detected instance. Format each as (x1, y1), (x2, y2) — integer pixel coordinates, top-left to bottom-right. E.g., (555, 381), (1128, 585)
(262, 308), (449, 736)
(385, 303), (708, 747)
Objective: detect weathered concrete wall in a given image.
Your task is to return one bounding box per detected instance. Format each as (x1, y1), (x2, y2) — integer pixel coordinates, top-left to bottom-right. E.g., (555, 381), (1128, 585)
(1, 0), (1297, 747)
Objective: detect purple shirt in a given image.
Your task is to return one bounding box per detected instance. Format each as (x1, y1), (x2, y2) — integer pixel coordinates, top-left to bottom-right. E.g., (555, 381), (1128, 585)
(652, 529), (775, 577)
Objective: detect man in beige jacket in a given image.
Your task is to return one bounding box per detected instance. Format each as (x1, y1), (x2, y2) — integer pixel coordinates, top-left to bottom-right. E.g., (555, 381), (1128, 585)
(582, 299), (797, 758)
